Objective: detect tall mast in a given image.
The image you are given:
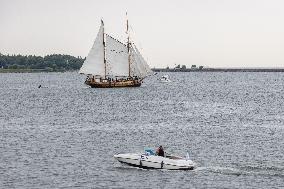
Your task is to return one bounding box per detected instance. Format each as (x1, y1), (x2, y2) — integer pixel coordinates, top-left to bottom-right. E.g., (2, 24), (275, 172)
(102, 19), (106, 79)
(126, 12), (131, 77)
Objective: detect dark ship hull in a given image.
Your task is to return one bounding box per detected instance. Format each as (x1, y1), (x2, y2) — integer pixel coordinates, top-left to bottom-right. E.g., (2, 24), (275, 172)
(85, 78), (141, 88)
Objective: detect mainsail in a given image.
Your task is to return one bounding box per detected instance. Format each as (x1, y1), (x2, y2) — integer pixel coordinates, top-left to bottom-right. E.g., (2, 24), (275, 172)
(79, 22), (105, 76)
(105, 35), (129, 77)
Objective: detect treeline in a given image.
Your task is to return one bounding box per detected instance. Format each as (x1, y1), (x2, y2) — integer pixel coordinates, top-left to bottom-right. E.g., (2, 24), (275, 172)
(0, 53), (85, 72)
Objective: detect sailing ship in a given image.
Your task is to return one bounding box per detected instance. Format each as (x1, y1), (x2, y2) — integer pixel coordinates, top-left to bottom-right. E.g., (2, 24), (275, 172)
(79, 18), (152, 88)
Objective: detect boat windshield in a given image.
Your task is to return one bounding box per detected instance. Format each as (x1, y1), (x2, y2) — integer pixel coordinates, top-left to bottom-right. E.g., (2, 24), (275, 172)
(144, 148), (155, 155)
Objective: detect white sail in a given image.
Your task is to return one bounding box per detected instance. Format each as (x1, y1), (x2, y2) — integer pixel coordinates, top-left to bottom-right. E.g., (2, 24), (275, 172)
(130, 47), (144, 77)
(79, 19), (152, 80)
(79, 22), (105, 76)
(105, 34), (129, 77)
(131, 44), (153, 78)
(130, 47), (142, 77)
(135, 44), (153, 76)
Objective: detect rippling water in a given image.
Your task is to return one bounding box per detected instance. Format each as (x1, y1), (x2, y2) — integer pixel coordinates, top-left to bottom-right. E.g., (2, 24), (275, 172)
(0, 72), (283, 188)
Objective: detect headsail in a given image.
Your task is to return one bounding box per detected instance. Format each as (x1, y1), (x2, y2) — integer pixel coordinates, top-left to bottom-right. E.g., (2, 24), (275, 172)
(79, 21), (105, 76)
(130, 44), (153, 78)
(129, 47), (141, 77)
(134, 44), (153, 77)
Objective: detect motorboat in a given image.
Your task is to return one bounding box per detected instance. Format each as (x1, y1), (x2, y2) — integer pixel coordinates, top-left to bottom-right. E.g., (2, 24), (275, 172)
(114, 149), (196, 170)
(160, 75), (171, 83)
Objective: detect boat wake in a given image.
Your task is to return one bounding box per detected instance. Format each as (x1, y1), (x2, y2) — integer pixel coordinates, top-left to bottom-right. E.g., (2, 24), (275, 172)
(115, 163), (284, 178)
(194, 166), (242, 176)
(194, 165), (284, 178)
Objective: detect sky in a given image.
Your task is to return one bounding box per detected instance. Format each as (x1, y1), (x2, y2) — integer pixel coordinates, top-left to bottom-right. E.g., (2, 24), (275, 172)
(1, 0), (284, 68)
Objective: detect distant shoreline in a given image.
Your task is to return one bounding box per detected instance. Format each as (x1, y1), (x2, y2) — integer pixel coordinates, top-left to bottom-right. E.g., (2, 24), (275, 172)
(0, 54), (84, 73)
(152, 68), (284, 72)
(0, 68), (73, 73)
(2, 68), (284, 73)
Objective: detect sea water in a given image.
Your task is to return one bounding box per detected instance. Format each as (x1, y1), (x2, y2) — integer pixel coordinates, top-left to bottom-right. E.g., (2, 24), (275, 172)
(0, 72), (283, 188)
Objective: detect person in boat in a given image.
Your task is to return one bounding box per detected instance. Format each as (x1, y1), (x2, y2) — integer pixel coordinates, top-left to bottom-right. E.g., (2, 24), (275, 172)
(156, 145), (165, 157)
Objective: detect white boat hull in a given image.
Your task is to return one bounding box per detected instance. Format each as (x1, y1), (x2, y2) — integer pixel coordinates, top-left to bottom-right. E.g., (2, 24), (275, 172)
(160, 75), (171, 83)
(160, 79), (171, 83)
(114, 153), (196, 170)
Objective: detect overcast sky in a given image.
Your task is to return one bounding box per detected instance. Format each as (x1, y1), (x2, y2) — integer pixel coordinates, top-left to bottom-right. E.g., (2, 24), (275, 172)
(1, 0), (284, 68)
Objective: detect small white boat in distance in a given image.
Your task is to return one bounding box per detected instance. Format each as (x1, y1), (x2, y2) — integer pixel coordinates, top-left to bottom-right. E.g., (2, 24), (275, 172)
(114, 149), (196, 170)
(160, 75), (171, 83)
